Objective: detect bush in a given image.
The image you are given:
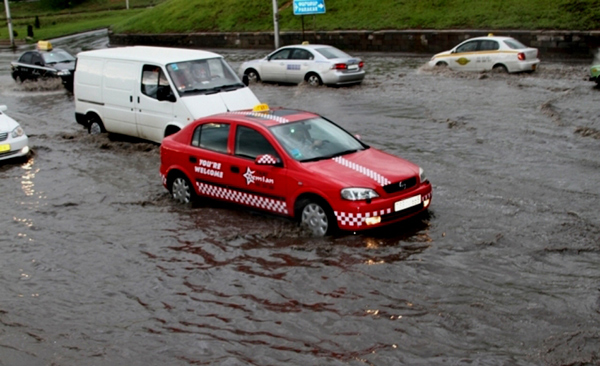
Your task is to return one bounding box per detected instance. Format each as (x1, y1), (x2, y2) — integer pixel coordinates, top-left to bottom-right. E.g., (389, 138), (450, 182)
(40, 0), (87, 10)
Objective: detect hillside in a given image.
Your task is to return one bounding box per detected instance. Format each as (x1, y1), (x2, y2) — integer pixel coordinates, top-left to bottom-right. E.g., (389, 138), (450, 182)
(112, 0), (600, 33)
(2, 0), (599, 42)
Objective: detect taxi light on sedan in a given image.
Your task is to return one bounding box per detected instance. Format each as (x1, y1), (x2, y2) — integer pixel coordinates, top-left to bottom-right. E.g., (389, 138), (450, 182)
(341, 188), (379, 201)
(253, 103), (270, 113)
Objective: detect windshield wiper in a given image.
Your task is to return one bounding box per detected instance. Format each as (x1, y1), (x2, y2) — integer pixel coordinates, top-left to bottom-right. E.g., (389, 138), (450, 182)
(221, 83), (245, 91)
(300, 148), (363, 163)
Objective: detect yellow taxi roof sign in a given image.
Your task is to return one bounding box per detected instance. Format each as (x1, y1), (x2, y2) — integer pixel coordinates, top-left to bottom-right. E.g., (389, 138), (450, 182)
(253, 103), (270, 113)
(302, 41), (310, 45)
(488, 33), (494, 37)
(37, 40), (52, 51)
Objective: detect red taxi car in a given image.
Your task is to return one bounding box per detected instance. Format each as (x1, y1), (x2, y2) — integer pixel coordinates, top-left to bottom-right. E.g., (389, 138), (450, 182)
(159, 105), (432, 236)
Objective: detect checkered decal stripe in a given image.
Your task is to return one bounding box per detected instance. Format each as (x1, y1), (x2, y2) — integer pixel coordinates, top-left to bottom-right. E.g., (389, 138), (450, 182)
(256, 154), (278, 165)
(197, 182), (289, 215)
(335, 208), (393, 227)
(332, 157), (392, 186)
(229, 111), (289, 124)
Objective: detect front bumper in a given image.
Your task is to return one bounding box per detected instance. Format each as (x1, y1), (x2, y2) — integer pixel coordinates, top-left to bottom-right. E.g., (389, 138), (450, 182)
(0, 135), (29, 161)
(332, 183), (433, 231)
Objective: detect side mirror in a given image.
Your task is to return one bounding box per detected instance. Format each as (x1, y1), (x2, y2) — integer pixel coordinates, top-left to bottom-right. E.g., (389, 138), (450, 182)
(255, 154), (281, 166)
(157, 86), (176, 102)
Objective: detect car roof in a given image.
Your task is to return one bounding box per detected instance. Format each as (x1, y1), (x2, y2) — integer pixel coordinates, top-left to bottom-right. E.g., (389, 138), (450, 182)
(463, 36), (519, 43)
(76, 46), (223, 65)
(280, 44), (336, 50)
(203, 107), (321, 128)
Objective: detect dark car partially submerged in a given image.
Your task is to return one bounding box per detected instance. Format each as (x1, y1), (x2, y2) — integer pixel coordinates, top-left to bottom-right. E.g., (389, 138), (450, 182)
(11, 41), (76, 91)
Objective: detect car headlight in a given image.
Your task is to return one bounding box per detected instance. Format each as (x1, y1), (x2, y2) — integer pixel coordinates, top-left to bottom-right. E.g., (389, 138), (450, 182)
(419, 167), (427, 183)
(341, 188), (379, 201)
(57, 70), (71, 76)
(11, 125), (24, 138)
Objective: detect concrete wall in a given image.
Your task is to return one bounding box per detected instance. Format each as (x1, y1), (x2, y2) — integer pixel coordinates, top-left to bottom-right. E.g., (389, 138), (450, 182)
(109, 29), (600, 60)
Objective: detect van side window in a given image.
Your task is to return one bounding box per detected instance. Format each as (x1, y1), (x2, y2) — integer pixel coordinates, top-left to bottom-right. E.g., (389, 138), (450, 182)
(192, 123), (230, 153)
(141, 65), (171, 100)
(235, 126), (280, 160)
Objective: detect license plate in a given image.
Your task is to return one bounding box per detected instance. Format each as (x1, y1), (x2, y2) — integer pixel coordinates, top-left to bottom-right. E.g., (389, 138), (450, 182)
(394, 195), (421, 212)
(348, 64), (359, 70)
(0, 144), (10, 153)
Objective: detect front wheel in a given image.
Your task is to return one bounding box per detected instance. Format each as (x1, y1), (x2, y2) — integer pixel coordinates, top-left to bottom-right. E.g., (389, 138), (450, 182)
(87, 115), (105, 135)
(170, 174), (196, 205)
(305, 73), (322, 87)
(298, 198), (336, 236)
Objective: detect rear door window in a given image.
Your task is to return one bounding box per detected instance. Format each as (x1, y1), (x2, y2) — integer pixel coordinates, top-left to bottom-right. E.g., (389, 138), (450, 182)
(192, 123), (230, 154)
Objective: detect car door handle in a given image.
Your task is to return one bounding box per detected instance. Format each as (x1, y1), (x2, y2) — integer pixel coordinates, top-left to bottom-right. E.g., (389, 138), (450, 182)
(189, 156), (197, 163)
(230, 166), (239, 173)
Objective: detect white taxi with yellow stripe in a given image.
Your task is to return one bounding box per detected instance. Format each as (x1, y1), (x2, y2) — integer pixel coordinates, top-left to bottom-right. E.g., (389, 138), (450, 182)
(0, 105), (29, 162)
(429, 35), (540, 73)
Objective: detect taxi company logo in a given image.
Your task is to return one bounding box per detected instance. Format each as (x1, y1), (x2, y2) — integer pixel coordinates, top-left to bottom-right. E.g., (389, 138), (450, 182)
(456, 57), (471, 66)
(243, 167), (274, 186)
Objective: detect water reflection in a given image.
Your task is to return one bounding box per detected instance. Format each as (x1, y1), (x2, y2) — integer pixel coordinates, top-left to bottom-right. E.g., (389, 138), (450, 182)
(20, 156), (36, 196)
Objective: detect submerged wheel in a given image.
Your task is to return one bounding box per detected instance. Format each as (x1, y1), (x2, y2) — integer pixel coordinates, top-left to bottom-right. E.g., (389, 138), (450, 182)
(305, 73), (323, 87)
(435, 61), (448, 68)
(245, 69), (260, 83)
(170, 174), (196, 205)
(87, 115), (105, 135)
(492, 64), (508, 73)
(298, 198), (336, 236)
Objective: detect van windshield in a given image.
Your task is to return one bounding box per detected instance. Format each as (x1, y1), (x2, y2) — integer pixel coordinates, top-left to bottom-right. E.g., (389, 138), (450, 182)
(166, 58), (244, 96)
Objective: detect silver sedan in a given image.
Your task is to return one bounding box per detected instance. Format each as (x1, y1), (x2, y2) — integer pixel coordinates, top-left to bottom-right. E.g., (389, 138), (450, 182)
(239, 44), (365, 86)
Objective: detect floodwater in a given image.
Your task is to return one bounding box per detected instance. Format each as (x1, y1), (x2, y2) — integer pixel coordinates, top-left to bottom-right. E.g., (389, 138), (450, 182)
(1, 31), (599, 365)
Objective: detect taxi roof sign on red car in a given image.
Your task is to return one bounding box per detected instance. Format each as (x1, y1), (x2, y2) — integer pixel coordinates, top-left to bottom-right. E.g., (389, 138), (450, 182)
(159, 106), (432, 236)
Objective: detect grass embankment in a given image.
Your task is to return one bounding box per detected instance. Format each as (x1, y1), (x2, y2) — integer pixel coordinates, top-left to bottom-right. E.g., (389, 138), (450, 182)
(1, 0), (599, 42)
(0, 0), (163, 42)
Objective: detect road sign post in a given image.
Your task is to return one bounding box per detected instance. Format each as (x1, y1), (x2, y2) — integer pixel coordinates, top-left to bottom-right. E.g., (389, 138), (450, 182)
(272, 0), (280, 49)
(294, 0), (325, 41)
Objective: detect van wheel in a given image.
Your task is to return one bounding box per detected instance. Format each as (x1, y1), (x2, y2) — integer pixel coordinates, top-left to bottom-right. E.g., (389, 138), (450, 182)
(305, 73), (322, 87)
(88, 115), (105, 135)
(297, 198), (336, 236)
(170, 174), (196, 205)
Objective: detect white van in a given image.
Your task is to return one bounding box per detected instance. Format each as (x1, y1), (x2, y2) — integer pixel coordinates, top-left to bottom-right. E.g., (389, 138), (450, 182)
(74, 46), (260, 143)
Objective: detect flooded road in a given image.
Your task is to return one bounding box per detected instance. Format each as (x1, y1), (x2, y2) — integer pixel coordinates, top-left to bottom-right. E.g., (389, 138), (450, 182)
(1, 32), (599, 365)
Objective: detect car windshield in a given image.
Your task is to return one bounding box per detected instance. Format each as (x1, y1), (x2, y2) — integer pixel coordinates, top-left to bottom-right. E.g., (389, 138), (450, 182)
(503, 39), (528, 49)
(42, 50), (75, 64)
(166, 57), (244, 96)
(270, 117), (367, 162)
(314, 47), (352, 59)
